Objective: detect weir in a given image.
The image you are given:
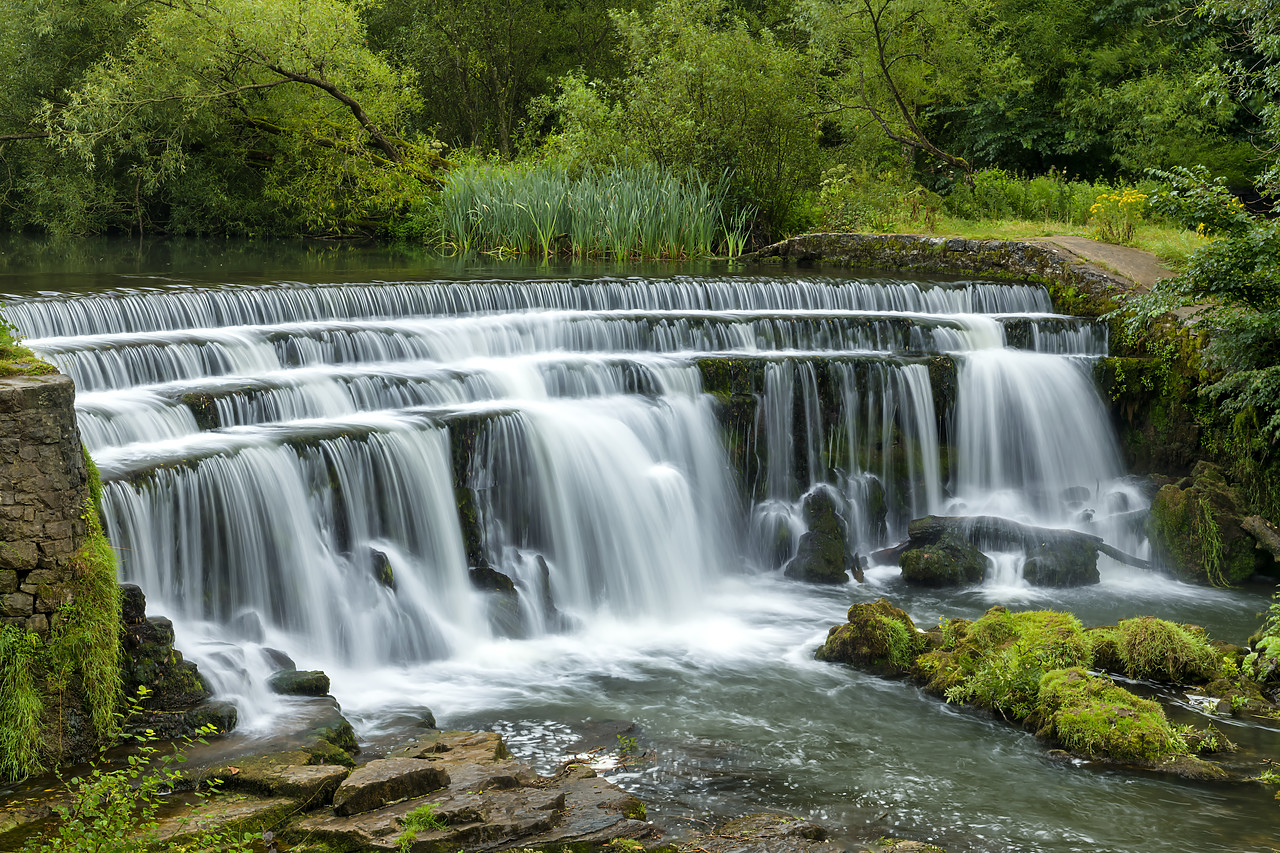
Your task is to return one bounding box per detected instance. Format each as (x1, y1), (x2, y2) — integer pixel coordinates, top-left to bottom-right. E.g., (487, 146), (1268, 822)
(3, 272), (1143, 724)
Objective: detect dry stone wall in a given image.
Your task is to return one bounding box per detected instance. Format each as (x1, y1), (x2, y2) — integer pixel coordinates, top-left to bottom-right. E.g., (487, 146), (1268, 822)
(0, 373), (90, 634)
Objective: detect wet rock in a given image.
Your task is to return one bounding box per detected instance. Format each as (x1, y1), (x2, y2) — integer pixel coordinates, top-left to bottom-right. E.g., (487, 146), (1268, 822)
(269, 669), (331, 697)
(784, 486), (858, 584)
(292, 730), (652, 851)
(815, 598), (922, 676)
(152, 795), (296, 844)
(679, 812), (844, 853)
(1147, 461), (1263, 585)
(332, 758), (451, 816)
(900, 530), (988, 587)
(470, 566), (516, 592)
(211, 749), (351, 807)
(120, 583), (146, 626)
(263, 647), (297, 672)
(372, 548), (396, 589)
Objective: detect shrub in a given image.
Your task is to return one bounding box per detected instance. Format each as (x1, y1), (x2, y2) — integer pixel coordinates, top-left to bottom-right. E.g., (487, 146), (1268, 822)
(1089, 187), (1148, 245)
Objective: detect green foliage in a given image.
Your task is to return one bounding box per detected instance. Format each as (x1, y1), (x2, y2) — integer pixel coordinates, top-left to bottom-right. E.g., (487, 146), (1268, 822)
(0, 627), (46, 781)
(433, 161), (748, 258)
(21, 698), (255, 853)
(817, 166), (941, 233)
(1108, 617), (1220, 683)
(1243, 590), (1280, 682)
(938, 609), (1093, 719)
(397, 802), (446, 851)
(0, 465), (122, 783)
(1146, 166), (1253, 237)
(0, 311), (56, 376)
(541, 0), (820, 235)
(942, 168), (1132, 226)
(1037, 668), (1189, 762)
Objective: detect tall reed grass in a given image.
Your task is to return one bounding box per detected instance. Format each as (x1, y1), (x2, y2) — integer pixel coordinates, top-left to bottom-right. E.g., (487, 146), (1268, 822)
(435, 163), (751, 259)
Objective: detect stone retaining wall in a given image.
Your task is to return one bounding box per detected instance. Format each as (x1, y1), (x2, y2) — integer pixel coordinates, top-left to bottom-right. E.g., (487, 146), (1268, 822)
(0, 374), (90, 634)
(751, 233), (1125, 313)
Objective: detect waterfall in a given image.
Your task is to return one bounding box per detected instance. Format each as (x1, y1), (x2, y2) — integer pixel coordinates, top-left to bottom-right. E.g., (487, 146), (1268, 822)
(3, 272), (1140, 725)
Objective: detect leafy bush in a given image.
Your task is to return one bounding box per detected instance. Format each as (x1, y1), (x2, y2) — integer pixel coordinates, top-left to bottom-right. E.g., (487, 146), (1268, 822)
(21, 700), (257, 853)
(1146, 166), (1253, 237)
(1090, 187), (1148, 245)
(941, 168), (1111, 225)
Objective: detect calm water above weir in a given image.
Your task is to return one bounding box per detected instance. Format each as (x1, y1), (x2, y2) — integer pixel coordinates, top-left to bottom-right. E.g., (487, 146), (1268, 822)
(3, 240), (1277, 853)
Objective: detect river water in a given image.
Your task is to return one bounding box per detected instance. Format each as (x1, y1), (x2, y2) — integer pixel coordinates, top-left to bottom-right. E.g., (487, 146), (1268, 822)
(2, 239), (1276, 852)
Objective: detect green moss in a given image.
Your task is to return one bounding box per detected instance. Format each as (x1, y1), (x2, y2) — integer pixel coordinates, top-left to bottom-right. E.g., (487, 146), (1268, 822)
(1036, 668), (1189, 763)
(816, 598), (922, 675)
(921, 608), (1092, 719)
(0, 627), (46, 781)
(1107, 617), (1219, 683)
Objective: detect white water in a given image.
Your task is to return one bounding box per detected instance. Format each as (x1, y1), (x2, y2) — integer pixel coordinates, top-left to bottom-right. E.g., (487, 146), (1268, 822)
(10, 267), (1263, 853)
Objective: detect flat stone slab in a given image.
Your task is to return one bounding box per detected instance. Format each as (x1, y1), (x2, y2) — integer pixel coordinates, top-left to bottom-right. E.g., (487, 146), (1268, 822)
(293, 732), (652, 851)
(333, 757), (451, 816)
(152, 795), (296, 842)
(211, 749), (350, 806)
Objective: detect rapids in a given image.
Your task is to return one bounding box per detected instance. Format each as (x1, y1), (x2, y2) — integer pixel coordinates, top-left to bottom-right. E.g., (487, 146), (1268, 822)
(3, 246), (1276, 853)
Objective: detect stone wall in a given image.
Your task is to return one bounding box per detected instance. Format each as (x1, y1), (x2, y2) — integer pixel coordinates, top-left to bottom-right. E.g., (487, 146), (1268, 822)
(0, 374), (90, 634)
(750, 233), (1126, 315)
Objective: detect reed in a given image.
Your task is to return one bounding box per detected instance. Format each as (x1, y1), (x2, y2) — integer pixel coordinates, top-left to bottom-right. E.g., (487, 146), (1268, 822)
(436, 162), (750, 259)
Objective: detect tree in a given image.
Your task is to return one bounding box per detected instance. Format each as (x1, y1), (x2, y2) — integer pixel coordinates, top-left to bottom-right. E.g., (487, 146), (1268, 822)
(365, 0), (621, 158)
(798, 0), (1017, 180)
(3, 0), (440, 236)
(543, 0), (821, 234)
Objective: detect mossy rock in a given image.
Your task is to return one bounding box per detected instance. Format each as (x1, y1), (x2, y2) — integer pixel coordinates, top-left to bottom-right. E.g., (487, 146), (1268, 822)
(899, 532), (988, 587)
(784, 486), (856, 584)
(915, 607), (1092, 715)
(1111, 617), (1219, 683)
(1035, 668), (1189, 763)
(1147, 462), (1262, 585)
(269, 669), (332, 697)
(816, 598), (922, 676)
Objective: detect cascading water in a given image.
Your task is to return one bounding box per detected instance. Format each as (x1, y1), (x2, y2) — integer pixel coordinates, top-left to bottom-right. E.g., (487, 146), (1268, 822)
(12, 262), (1272, 853)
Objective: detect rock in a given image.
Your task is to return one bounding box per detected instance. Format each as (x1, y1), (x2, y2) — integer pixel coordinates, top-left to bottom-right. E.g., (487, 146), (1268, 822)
(292, 730), (651, 851)
(469, 566), (516, 592)
(900, 530), (988, 586)
(1147, 462), (1263, 585)
(784, 486), (858, 584)
(269, 669), (331, 697)
(152, 796), (297, 844)
(262, 647), (297, 671)
(815, 598), (922, 675)
(211, 749), (351, 807)
(119, 583), (146, 626)
(678, 812), (844, 853)
(331, 759), (450, 817)
(372, 548), (396, 590)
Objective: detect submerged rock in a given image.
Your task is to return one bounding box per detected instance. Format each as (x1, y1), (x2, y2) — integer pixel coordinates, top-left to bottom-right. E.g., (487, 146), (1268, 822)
(784, 486), (859, 584)
(899, 530), (988, 586)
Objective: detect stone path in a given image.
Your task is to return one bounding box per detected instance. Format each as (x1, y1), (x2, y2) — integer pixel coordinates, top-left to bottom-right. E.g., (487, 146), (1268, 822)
(1036, 236), (1175, 292)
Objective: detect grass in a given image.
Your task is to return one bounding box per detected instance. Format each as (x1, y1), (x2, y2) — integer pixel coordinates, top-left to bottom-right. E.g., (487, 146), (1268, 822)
(433, 162), (751, 260)
(397, 802), (446, 851)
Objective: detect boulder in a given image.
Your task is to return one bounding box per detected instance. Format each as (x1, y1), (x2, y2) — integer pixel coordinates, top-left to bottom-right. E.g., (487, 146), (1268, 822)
(900, 530), (988, 587)
(1147, 461), (1263, 585)
(815, 598), (922, 676)
(269, 669), (331, 697)
(331, 758), (451, 816)
(784, 486), (859, 584)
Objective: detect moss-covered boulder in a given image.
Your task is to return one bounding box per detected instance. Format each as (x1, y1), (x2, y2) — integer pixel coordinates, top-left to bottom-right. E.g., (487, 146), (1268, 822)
(1090, 617), (1219, 683)
(785, 486), (858, 584)
(269, 669), (332, 697)
(1021, 536), (1099, 587)
(815, 598), (922, 675)
(917, 608), (1093, 717)
(1147, 461), (1262, 585)
(1034, 668), (1190, 763)
(900, 531), (988, 586)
